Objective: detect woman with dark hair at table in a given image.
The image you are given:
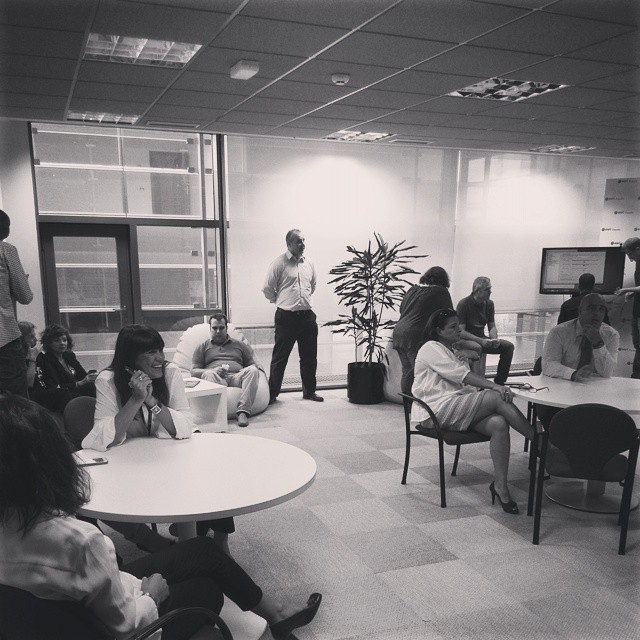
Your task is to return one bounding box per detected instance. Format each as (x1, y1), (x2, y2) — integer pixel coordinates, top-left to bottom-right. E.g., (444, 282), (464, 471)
(0, 395), (321, 640)
(411, 308), (534, 514)
(32, 324), (97, 412)
(82, 324), (234, 554)
(393, 266), (479, 394)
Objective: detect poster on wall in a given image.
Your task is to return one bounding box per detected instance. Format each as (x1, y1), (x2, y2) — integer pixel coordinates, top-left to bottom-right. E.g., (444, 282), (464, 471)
(600, 178), (640, 377)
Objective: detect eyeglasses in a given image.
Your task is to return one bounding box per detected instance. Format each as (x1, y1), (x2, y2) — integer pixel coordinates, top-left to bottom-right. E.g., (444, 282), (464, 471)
(506, 383), (549, 393)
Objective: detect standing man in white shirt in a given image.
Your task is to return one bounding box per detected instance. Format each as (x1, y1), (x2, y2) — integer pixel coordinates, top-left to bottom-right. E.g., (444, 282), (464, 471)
(0, 209), (33, 397)
(263, 229), (323, 403)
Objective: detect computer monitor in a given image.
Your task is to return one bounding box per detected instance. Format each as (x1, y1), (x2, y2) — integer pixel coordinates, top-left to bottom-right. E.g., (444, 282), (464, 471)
(539, 247), (625, 295)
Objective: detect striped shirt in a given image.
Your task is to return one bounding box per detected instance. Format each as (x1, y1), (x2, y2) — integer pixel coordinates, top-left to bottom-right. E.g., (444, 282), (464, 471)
(262, 250), (316, 311)
(0, 240), (33, 348)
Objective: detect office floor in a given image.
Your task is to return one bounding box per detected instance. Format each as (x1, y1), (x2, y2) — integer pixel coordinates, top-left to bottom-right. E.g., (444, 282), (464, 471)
(111, 391), (639, 640)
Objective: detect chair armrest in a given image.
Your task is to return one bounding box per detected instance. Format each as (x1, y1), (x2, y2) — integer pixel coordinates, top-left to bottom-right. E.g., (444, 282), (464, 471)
(130, 607), (233, 640)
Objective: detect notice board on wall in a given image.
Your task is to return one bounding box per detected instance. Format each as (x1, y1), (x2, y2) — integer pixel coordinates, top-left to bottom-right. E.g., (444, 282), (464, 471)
(600, 178), (640, 376)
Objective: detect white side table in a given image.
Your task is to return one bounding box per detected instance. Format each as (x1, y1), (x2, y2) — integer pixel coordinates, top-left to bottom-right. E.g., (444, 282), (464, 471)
(184, 378), (227, 432)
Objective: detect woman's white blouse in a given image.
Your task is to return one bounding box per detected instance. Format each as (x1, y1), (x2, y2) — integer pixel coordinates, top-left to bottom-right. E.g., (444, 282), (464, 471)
(410, 341), (474, 424)
(0, 515), (158, 639)
(82, 363), (194, 451)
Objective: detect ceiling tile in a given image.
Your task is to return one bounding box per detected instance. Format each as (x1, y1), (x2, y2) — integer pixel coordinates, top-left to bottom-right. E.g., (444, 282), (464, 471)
(372, 110), (458, 127)
(0, 26), (85, 58)
(518, 57), (635, 85)
(362, 0), (528, 43)
(285, 60), (400, 88)
(126, 0), (240, 12)
(0, 105), (65, 120)
(232, 96), (323, 115)
(280, 114), (364, 131)
(73, 81), (163, 103)
(522, 86), (634, 107)
(210, 122), (274, 134)
(374, 70), (485, 95)
(320, 32), (454, 67)
(77, 61), (181, 87)
(212, 16), (348, 57)
(337, 88), (430, 110)
(172, 70), (269, 96)
(145, 103), (224, 121)
(579, 68), (640, 91)
(472, 12), (635, 55)
(0, 76), (72, 96)
(598, 113), (640, 128)
(594, 94), (640, 113)
(189, 48), (305, 78)
(568, 30), (639, 64)
(0, 53), (77, 80)
(258, 79), (353, 102)
(92, 0), (229, 43)
(415, 45), (549, 77)
(239, 0), (397, 29)
(410, 96), (499, 115)
(478, 101), (576, 119)
(216, 110), (293, 126)
(159, 89), (244, 110)
(543, 108), (632, 124)
(309, 103), (394, 121)
(543, 0), (639, 26)
(267, 126), (326, 138)
(0, 92), (67, 109)
(68, 97), (149, 114)
(0, 0), (93, 31)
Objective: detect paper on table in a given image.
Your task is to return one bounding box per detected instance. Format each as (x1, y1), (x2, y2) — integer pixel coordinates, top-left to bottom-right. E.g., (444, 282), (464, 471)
(74, 451), (108, 467)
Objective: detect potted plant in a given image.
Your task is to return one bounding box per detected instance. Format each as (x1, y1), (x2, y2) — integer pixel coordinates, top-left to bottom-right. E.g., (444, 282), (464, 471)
(325, 233), (425, 404)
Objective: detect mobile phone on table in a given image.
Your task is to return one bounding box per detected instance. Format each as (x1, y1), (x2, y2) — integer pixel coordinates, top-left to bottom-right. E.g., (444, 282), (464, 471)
(74, 452), (109, 467)
(184, 379), (200, 388)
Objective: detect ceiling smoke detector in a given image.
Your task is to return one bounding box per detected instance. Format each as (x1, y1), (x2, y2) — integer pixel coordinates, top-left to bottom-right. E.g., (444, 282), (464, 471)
(331, 73), (350, 86)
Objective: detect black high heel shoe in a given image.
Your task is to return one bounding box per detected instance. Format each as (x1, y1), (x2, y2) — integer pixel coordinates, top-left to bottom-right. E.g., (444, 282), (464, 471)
(269, 593), (322, 639)
(489, 481), (519, 514)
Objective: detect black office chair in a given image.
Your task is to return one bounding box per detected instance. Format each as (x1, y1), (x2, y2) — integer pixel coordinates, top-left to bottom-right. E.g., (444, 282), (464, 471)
(400, 393), (490, 507)
(0, 583), (233, 640)
(63, 395), (97, 451)
(532, 403), (639, 555)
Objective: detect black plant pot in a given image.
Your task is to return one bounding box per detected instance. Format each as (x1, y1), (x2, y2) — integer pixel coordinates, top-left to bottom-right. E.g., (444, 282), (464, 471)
(347, 361), (385, 404)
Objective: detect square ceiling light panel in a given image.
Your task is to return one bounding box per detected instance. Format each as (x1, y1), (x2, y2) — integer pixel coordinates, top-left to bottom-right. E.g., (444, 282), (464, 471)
(84, 33), (201, 68)
(449, 77), (569, 102)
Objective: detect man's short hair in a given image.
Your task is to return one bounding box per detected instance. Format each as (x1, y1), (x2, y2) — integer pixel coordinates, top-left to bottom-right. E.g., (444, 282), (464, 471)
(285, 229), (301, 245)
(0, 210), (10, 240)
(622, 237), (640, 254)
(472, 276), (491, 293)
(577, 273), (595, 292)
(579, 292), (607, 311)
(209, 312), (228, 327)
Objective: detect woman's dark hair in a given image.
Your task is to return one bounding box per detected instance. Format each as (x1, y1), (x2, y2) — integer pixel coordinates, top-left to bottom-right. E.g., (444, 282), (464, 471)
(0, 394), (90, 534)
(0, 209), (10, 240)
(40, 324), (73, 352)
(420, 266), (450, 288)
(109, 324), (169, 406)
(425, 308), (458, 341)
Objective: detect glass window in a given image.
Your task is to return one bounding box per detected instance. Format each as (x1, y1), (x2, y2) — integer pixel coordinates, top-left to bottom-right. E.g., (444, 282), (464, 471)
(32, 124), (120, 165)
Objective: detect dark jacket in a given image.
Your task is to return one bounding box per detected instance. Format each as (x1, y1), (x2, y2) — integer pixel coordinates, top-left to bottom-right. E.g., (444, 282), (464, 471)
(32, 350), (95, 412)
(558, 293), (610, 325)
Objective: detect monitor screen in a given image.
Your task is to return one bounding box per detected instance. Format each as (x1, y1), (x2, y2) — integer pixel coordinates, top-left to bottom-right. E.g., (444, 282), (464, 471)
(540, 247), (625, 295)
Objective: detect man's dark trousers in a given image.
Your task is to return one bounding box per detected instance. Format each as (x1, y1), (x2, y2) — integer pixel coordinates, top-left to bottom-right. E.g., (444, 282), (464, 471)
(269, 308), (318, 399)
(482, 338), (514, 385)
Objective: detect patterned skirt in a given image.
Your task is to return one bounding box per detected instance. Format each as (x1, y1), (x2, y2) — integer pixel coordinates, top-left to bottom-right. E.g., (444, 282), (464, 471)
(430, 389), (491, 432)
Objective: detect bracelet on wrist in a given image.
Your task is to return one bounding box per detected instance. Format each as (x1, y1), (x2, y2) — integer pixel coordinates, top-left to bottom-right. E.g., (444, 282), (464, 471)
(142, 591), (158, 606)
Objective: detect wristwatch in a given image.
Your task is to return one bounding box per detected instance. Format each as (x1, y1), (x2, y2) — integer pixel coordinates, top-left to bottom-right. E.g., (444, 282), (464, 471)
(149, 403), (162, 416)
(592, 340), (605, 349)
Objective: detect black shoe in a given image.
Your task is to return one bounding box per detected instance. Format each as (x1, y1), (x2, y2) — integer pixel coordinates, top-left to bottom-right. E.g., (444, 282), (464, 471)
(303, 393), (324, 402)
(270, 593), (322, 640)
(489, 481), (519, 514)
(269, 396), (278, 405)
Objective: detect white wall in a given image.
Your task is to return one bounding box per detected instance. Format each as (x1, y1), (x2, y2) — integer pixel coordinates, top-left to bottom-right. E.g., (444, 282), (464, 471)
(0, 120), (45, 329)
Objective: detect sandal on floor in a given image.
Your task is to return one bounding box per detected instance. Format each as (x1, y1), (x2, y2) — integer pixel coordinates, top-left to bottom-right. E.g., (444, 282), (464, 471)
(269, 593), (322, 639)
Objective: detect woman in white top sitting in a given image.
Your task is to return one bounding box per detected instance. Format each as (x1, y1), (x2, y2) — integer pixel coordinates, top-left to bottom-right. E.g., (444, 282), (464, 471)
(0, 394), (321, 640)
(82, 324), (233, 553)
(412, 308), (534, 514)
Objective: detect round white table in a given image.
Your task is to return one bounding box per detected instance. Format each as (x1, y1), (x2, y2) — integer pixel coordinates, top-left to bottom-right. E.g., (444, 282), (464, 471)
(78, 433), (316, 640)
(510, 375), (640, 513)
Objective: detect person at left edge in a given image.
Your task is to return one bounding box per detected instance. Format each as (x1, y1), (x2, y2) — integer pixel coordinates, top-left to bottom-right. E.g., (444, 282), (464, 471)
(0, 209), (33, 398)
(82, 324), (235, 555)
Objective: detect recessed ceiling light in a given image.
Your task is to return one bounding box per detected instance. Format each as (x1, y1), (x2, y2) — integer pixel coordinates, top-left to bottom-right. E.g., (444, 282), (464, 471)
(230, 60), (260, 80)
(67, 111), (139, 124)
(449, 77), (569, 102)
(84, 33), (201, 68)
(529, 144), (596, 153)
(324, 130), (392, 142)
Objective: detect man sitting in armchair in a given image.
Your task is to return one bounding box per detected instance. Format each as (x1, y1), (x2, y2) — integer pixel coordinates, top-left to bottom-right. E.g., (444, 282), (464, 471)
(191, 312), (261, 427)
